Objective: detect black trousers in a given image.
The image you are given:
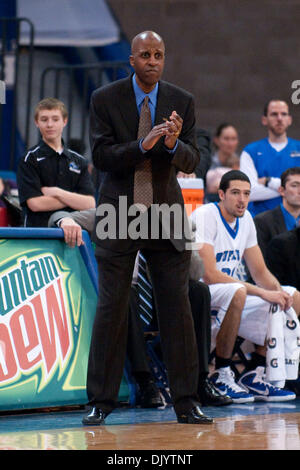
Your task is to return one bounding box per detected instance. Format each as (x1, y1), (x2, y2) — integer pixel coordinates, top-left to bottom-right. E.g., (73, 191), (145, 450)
(188, 280), (211, 382)
(126, 285), (151, 377)
(127, 280), (211, 390)
(86, 239), (199, 416)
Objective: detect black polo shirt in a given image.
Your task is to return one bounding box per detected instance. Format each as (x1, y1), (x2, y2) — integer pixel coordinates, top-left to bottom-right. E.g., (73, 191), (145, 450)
(17, 139), (95, 227)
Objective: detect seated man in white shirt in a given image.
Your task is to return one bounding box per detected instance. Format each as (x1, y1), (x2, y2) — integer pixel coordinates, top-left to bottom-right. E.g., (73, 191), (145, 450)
(191, 170), (300, 403)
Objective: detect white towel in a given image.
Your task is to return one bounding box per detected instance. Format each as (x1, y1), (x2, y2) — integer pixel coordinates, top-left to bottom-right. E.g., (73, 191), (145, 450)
(266, 305), (300, 386)
(284, 307), (300, 379)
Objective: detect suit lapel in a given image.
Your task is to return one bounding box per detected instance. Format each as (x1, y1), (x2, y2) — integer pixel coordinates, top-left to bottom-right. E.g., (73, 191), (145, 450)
(274, 206), (286, 233)
(117, 76), (139, 139)
(117, 79), (176, 138)
(155, 81), (173, 125)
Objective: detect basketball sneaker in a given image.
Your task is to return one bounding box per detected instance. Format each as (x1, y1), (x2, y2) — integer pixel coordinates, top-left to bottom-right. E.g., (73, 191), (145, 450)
(238, 367), (296, 402)
(210, 367), (254, 403)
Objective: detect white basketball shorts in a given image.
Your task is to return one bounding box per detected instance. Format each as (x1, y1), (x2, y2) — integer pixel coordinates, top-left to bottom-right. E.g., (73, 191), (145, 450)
(209, 283), (296, 347)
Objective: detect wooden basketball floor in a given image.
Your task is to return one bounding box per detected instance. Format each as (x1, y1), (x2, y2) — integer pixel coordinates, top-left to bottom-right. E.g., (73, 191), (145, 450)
(1, 399), (300, 451)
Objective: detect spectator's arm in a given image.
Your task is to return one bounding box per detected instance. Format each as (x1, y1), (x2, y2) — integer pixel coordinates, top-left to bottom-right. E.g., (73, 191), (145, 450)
(240, 151), (280, 201)
(0, 178), (4, 195)
(27, 195), (66, 212)
(59, 217), (84, 248)
(41, 187), (95, 211)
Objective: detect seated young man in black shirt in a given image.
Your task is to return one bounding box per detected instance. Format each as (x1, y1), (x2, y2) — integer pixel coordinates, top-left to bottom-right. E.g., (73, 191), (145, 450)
(17, 98), (95, 227)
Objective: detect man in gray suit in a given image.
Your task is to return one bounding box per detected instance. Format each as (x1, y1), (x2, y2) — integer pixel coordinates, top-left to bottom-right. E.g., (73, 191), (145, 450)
(81, 31), (213, 425)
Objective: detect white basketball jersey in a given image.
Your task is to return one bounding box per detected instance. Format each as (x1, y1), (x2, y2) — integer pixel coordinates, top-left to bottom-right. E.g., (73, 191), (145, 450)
(191, 202), (257, 279)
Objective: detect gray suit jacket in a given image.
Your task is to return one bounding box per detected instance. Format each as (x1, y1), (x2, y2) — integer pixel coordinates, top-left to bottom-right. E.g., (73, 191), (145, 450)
(48, 208), (96, 233)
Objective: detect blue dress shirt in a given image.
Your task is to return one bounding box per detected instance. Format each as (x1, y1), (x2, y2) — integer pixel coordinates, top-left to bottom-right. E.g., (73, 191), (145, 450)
(132, 74), (178, 154)
(280, 203), (300, 231)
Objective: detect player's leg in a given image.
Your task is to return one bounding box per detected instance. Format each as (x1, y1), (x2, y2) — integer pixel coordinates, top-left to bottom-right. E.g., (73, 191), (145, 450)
(237, 291), (296, 402)
(209, 283), (254, 403)
(215, 286), (247, 359)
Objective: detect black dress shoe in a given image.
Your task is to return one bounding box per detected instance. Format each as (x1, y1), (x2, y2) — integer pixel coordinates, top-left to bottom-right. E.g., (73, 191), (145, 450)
(82, 407), (107, 426)
(177, 405), (214, 424)
(139, 381), (164, 408)
(198, 378), (233, 406)
(285, 378), (300, 396)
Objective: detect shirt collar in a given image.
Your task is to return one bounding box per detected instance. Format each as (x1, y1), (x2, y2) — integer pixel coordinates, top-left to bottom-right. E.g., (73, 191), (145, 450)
(132, 73), (158, 108)
(39, 138), (66, 157)
(280, 203), (300, 230)
(215, 202), (239, 239)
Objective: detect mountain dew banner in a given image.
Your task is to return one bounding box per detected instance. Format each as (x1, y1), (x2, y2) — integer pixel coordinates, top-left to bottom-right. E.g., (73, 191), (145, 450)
(0, 228), (128, 411)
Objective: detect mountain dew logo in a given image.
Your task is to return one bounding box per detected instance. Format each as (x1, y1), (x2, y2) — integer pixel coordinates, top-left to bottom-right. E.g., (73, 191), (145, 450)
(0, 254), (73, 391)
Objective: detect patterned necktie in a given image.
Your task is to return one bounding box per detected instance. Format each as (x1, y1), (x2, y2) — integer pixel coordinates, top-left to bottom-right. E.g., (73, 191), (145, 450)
(137, 252), (154, 327)
(134, 96), (153, 209)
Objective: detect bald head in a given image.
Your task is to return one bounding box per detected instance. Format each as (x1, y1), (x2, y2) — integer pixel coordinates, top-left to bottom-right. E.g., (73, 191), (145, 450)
(131, 31), (164, 54)
(129, 30), (165, 93)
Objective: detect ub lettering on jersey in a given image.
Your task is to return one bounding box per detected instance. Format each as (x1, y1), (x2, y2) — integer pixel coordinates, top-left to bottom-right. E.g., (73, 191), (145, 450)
(191, 202), (257, 279)
(216, 250), (240, 263)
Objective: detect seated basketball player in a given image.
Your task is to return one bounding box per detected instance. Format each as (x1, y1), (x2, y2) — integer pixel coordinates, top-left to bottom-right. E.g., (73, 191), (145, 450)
(191, 170), (300, 403)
